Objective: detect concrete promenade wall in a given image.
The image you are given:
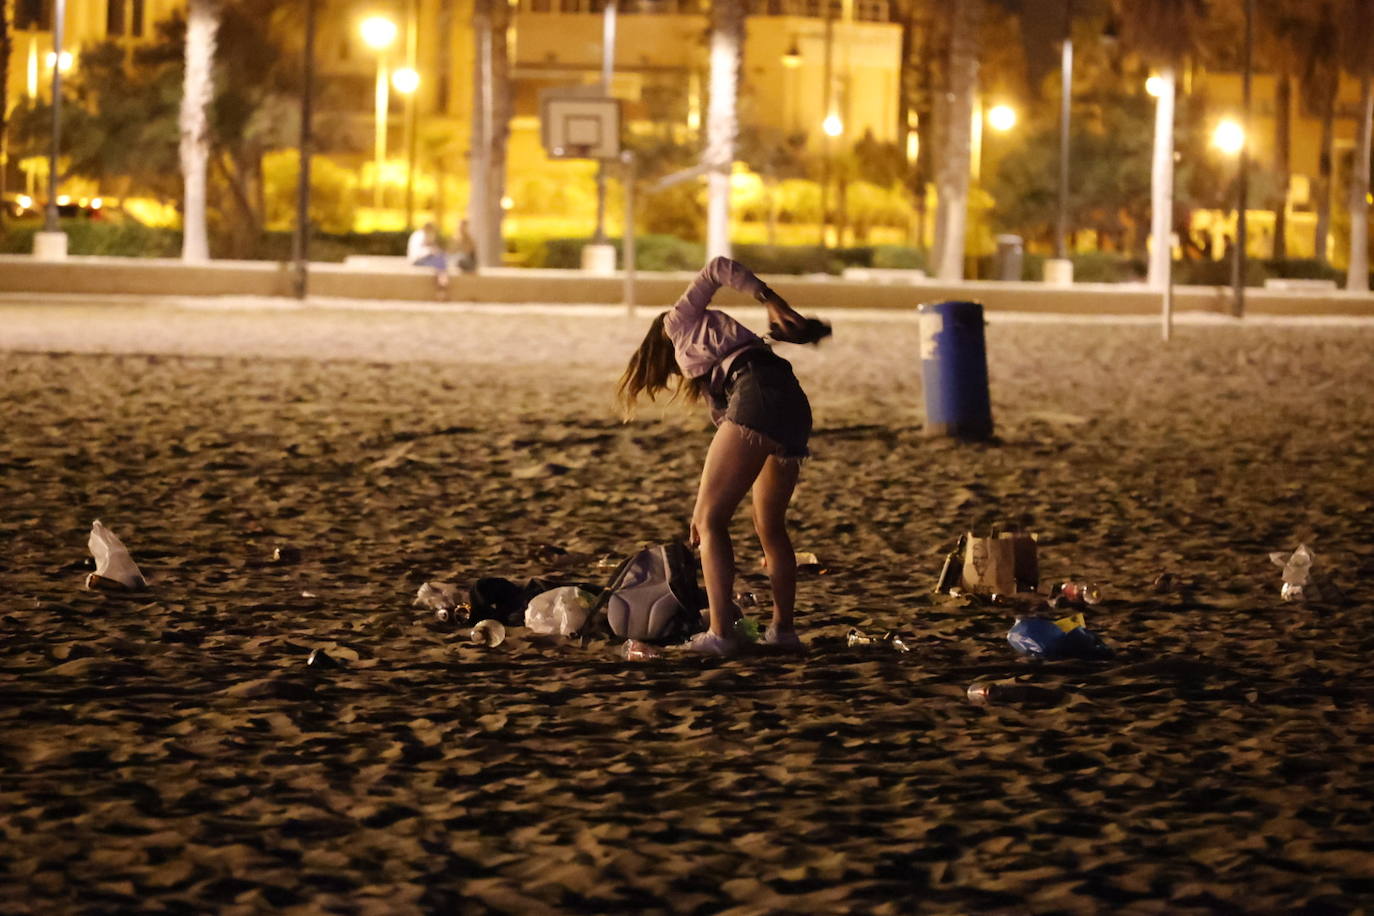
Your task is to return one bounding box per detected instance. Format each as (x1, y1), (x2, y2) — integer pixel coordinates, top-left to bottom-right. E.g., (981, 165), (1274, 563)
(3, 255), (1373, 316)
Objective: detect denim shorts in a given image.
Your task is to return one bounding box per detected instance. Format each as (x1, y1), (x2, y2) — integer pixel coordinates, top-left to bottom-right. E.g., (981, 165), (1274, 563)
(721, 348), (812, 461)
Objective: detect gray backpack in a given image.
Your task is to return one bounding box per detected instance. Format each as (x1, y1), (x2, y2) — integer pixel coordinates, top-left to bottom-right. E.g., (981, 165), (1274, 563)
(596, 543), (707, 643)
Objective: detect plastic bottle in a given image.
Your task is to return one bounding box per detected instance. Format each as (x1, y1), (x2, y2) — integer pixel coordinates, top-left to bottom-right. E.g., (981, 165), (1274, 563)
(622, 639), (663, 661)
(733, 617), (761, 643)
(966, 681), (1062, 706)
(1054, 580), (1102, 605)
(933, 534), (967, 594)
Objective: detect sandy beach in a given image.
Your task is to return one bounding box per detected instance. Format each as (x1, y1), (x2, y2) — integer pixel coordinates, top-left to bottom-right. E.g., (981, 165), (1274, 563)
(2, 294), (1373, 914)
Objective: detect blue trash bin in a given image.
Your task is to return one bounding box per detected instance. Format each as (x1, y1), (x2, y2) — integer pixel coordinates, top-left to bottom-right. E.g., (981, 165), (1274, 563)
(917, 300), (994, 439)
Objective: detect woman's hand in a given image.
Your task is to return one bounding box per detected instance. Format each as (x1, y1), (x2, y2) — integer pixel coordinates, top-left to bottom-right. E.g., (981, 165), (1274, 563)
(762, 291), (807, 340)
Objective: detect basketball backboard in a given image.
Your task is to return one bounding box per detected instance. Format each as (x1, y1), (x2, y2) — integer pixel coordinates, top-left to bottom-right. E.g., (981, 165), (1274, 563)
(539, 91), (621, 160)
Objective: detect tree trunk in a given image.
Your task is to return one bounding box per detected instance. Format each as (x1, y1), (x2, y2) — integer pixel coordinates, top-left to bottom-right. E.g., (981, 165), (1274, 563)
(1314, 76), (1336, 265)
(1146, 65), (1175, 289)
(180, 0), (220, 262)
(1273, 74), (1290, 260)
(934, 0), (981, 281)
(706, 0), (744, 260)
(468, 0), (509, 269)
(0, 0), (11, 232)
(1347, 71), (1372, 292)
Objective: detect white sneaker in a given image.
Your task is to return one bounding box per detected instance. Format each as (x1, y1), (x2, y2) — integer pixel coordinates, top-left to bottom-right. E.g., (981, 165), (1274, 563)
(684, 629), (738, 656)
(762, 625), (805, 652)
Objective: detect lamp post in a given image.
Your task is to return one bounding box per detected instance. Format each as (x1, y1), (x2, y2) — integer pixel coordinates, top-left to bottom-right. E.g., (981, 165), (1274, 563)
(392, 66), (420, 229)
(360, 15), (397, 214)
(34, 0), (68, 260)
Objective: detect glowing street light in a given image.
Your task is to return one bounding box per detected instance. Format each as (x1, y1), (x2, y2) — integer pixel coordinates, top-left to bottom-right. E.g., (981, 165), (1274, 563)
(359, 15), (397, 50)
(1213, 118), (1245, 155)
(359, 15), (397, 211)
(1145, 74), (1165, 98)
(822, 113), (843, 138)
(44, 51), (74, 72)
(391, 66), (419, 94)
(986, 103), (1016, 132)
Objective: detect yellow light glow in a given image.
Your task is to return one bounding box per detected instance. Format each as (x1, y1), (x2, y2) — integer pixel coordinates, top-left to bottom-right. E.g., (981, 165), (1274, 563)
(45, 51), (74, 72)
(17, 194), (33, 208)
(781, 41), (801, 69)
(822, 113), (843, 138)
(91, 198), (103, 209)
(987, 104), (1017, 132)
(57, 195), (71, 205)
(1145, 75), (1165, 97)
(1213, 119), (1245, 155)
(500, 195), (514, 210)
(391, 67), (420, 94)
(359, 16), (398, 50)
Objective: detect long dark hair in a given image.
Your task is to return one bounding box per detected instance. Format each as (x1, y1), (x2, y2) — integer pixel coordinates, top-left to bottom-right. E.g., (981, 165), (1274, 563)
(616, 312), (708, 419)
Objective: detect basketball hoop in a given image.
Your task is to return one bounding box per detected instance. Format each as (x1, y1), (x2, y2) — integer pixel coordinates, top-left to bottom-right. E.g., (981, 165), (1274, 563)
(540, 91), (620, 161)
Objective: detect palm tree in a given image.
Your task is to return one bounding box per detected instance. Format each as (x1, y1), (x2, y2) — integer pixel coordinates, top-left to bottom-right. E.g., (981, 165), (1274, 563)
(468, 0), (512, 269)
(705, 0), (745, 260)
(933, 0), (981, 281)
(1300, 2), (1340, 265)
(1341, 0), (1374, 291)
(1116, 0), (1202, 292)
(1, 0), (12, 231)
(180, 0), (220, 262)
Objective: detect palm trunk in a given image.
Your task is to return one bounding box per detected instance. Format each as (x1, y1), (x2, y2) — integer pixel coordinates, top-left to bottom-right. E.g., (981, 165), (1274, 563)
(1314, 77), (1336, 265)
(1273, 74), (1290, 260)
(180, 0), (219, 262)
(469, 0), (489, 266)
(1347, 71), (1372, 292)
(0, 0), (12, 231)
(1146, 65), (1175, 289)
(935, 0), (981, 281)
(705, 0), (744, 260)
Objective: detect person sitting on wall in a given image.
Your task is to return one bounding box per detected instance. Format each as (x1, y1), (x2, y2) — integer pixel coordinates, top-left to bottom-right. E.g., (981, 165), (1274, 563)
(407, 221), (450, 294)
(453, 219), (477, 275)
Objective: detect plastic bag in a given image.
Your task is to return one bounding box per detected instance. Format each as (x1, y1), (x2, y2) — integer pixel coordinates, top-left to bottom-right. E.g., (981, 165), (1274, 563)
(86, 520), (147, 589)
(1007, 616), (1113, 661)
(524, 586), (594, 636)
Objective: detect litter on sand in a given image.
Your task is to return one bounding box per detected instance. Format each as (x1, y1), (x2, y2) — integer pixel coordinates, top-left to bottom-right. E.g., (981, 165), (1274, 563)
(85, 520), (148, 590)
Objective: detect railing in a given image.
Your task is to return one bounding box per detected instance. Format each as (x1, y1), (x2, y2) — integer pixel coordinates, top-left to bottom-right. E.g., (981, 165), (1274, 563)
(515, 0), (890, 22)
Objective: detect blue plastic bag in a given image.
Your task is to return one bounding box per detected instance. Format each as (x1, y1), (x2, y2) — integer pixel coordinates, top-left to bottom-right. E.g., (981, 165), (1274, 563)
(1007, 617), (1113, 661)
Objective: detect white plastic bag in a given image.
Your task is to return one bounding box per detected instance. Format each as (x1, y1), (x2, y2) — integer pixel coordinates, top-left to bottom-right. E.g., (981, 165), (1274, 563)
(523, 586), (594, 636)
(87, 520), (147, 589)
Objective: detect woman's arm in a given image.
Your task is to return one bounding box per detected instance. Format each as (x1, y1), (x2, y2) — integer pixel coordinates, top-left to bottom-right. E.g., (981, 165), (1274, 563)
(670, 256), (770, 322)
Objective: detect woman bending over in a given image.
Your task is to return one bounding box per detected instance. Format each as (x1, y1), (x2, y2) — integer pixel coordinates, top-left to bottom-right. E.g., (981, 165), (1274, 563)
(617, 257), (823, 656)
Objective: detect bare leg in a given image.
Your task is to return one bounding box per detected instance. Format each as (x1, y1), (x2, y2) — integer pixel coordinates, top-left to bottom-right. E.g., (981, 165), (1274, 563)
(751, 455), (801, 631)
(690, 423), (772, 638)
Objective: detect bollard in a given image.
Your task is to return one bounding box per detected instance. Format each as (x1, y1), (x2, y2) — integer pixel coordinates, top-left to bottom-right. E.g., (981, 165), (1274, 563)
(917, 300), (994, 439)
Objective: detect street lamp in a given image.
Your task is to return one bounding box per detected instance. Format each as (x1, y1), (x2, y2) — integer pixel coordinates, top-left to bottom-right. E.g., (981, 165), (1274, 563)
(1212, 118), (1245, 155)
(391, 66), (419, 229)
(37, 0), (68, 260)
(986, 104), (1016, 132)
(359, 15), (397, 213)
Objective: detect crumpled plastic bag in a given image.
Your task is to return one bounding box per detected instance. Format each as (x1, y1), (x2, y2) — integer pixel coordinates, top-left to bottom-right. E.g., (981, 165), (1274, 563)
(1269, 544), (1314, 601)
(86, 520), (147, 589)
(524, 586), (595, 636)
(1007, 616), (1113, 661)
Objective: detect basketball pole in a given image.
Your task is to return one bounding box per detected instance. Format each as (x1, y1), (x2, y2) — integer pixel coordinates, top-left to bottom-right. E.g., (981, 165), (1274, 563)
(623, 150), (636, 317)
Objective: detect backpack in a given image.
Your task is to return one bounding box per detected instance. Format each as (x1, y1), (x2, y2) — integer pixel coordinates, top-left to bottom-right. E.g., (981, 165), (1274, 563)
(594, 543), (708, 644)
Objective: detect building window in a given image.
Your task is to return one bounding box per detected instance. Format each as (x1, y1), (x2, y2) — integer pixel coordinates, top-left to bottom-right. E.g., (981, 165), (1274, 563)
(17, 0), (51, 30)
(131, 0), (144, 36)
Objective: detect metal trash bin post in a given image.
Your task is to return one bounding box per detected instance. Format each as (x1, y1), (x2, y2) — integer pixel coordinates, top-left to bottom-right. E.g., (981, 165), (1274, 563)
(917, 300), (994, 440)
(994, 234), (1023, 281)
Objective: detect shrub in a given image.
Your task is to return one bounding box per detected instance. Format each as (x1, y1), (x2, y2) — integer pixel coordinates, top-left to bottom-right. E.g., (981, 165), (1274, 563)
(0, 218), (182, 257)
